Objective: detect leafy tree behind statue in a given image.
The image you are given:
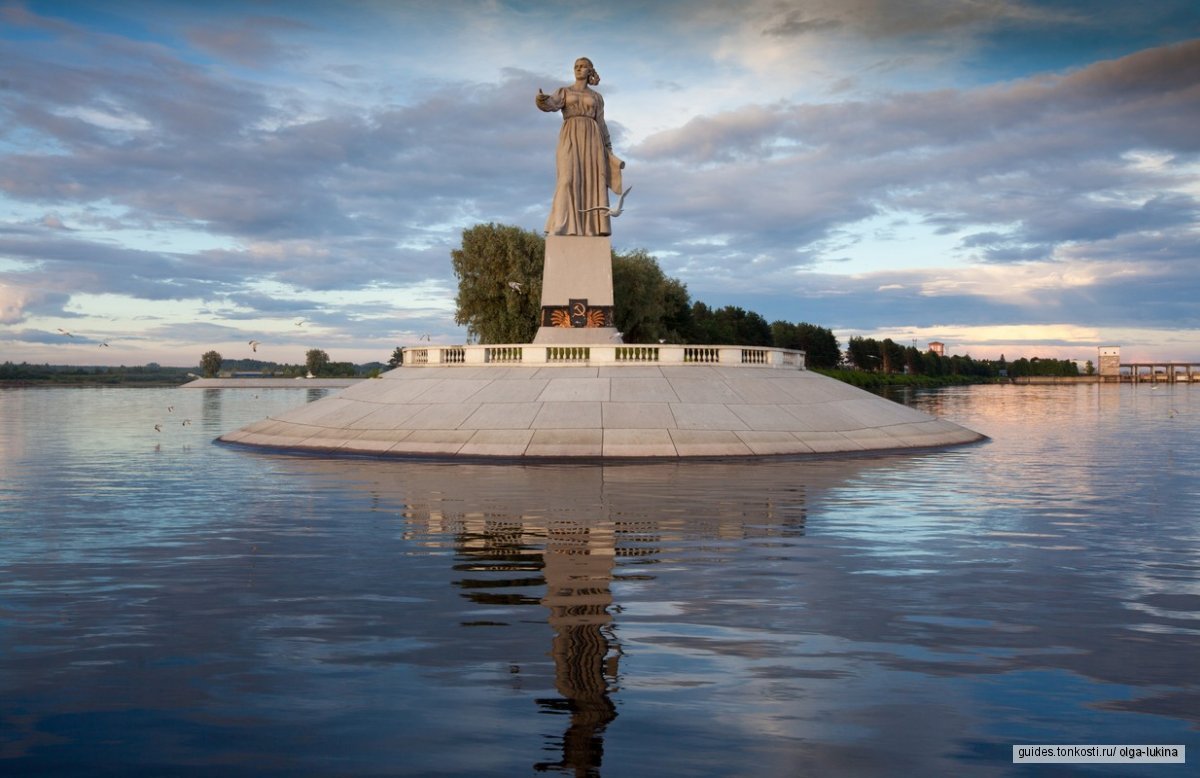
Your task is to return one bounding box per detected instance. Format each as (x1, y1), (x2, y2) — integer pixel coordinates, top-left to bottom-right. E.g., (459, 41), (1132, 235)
(611, 249), (693, 344)
(451, 224), (545, 344)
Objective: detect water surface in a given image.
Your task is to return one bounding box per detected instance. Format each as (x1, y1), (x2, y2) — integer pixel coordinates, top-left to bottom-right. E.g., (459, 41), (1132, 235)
(1, 383), (1197, 776)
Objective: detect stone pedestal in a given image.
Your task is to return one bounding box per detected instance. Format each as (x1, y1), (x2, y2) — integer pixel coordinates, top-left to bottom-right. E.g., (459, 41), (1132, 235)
(533, 235), (622, 344)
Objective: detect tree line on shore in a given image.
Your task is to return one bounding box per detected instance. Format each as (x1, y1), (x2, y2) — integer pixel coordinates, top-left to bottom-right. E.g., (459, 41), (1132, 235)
(0, 351), (386, 384)
(195, 349), (385, 378)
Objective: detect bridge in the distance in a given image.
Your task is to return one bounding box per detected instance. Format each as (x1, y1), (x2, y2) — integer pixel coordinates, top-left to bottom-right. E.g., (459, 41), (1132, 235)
(1098, 347), (1200, 382)
(1116, 362), (1200, 383)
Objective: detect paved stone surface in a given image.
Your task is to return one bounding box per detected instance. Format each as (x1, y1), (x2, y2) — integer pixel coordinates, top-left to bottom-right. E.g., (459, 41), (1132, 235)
(218, 364), (986, 458)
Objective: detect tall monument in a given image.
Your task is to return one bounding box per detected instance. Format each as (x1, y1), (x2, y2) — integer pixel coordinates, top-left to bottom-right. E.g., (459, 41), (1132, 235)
(215, 57), (987, 460)
(533, 56), (625, 344)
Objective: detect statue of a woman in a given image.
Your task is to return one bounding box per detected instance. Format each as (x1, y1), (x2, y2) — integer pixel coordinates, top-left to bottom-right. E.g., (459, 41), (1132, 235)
(536, 57), (623, 236)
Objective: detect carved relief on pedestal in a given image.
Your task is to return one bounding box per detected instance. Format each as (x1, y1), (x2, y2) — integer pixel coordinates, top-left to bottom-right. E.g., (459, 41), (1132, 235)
(542, 299), (612, 328)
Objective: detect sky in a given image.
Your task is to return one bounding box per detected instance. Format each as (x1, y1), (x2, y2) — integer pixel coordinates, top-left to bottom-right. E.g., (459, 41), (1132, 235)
(2, 0), (1199, 367)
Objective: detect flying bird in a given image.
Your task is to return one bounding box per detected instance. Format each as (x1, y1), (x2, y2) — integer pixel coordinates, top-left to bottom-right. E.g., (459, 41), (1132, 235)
(248, 340), (261, 352)
(153, 424), (162, 432)
(508, 281), (523, 293)
(99, 341), (110, 348)
(419, 333), (431, 341)
(610, 332), (624, 340)
(167, 405), (174, 413)
(181, 419), (192, 426)
(579, 186), (632, 217)
(186, 372), (200, 379)
(294, 318), (307, 326)
(57, 328), (74, 337)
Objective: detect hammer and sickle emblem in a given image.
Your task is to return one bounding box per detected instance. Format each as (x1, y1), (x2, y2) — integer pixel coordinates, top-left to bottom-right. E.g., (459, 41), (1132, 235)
(572, 302), (586, 316)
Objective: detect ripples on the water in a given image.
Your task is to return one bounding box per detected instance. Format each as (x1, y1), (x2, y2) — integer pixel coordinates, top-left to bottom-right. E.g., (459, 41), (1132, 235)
(0, 383), (1196, 776)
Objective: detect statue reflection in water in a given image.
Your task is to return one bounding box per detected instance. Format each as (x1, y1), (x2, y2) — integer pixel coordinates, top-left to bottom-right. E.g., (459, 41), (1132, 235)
(450, 515), (622, 776)
(289, 460), (815, 776)
(534, 522), (620, 775)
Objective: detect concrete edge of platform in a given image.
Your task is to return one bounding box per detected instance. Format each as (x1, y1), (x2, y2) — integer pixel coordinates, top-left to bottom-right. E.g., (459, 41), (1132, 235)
(214, 430), (989, 463)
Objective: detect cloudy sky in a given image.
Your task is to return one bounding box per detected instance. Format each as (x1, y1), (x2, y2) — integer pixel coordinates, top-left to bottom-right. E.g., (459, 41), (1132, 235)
(2, 0), (1198, 367)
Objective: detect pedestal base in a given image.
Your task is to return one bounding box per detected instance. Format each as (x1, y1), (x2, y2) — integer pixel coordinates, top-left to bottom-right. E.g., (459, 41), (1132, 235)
(535, 235), (617, 345)
(533, 327), (623, 345)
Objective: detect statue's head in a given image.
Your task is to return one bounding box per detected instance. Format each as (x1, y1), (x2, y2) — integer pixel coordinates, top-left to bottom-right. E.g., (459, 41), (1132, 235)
(574, 57), (600, 86)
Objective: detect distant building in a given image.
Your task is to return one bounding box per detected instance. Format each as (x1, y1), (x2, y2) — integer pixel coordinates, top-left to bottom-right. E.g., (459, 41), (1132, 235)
(1098, 346), (1120, 377)
(928, 341), (945, 356)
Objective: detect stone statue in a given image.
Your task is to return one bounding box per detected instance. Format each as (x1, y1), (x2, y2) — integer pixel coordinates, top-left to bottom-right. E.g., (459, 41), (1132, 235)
(536, 57), (626, 236)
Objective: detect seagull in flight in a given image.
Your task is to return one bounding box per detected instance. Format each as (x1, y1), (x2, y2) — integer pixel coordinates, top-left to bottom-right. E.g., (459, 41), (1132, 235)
(419, 333), (431, 341)
(294, 318), (307, 326)
(57, 328), (74, 337)
(508, 281), (523, 293)
(248, 340), (261, 352)
(154, 424), (162, 432)
(579, 186), (632, 217)
(99, 341), (110, 348)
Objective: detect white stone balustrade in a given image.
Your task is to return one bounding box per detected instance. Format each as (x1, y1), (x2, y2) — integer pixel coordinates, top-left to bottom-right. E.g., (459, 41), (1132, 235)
(402, 343), (806, 369)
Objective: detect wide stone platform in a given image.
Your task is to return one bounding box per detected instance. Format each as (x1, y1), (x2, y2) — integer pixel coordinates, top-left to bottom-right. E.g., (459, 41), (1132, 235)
(218, 344), (985, 459)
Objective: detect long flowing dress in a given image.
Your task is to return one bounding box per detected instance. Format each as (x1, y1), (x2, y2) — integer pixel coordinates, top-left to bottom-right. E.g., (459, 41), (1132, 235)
(539, 86), (612, 236)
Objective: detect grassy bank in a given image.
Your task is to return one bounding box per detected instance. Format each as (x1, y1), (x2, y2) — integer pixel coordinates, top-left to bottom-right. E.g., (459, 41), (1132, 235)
(815, 369), (995, 390)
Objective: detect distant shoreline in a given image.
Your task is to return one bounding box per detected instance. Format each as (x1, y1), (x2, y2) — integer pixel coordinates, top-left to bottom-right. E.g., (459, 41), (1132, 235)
(182, 378), (362, 388)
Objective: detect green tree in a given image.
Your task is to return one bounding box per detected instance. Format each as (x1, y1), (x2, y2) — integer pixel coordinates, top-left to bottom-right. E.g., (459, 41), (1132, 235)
(770, 321), (840, 369)
(737, 309), (773, 346)
(693, 305), (771, 346)
(388, 347), (404, 369)
(306, 348), (330, 376)
(846, 336), (881, 370)
(880, 338), (906, 374)
(611, 249), (695, 343)
(660, 277), (695, 343)
(200, 350), (223, 378)
(451, 223), (544, 344)
(690, 301), (727, 344)
(770, 320), (797, 351)
(904, 345), (923, 375)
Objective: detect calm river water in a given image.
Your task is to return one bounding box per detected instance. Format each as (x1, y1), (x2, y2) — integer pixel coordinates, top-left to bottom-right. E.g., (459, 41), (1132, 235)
(1, 382), (1196, 776)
